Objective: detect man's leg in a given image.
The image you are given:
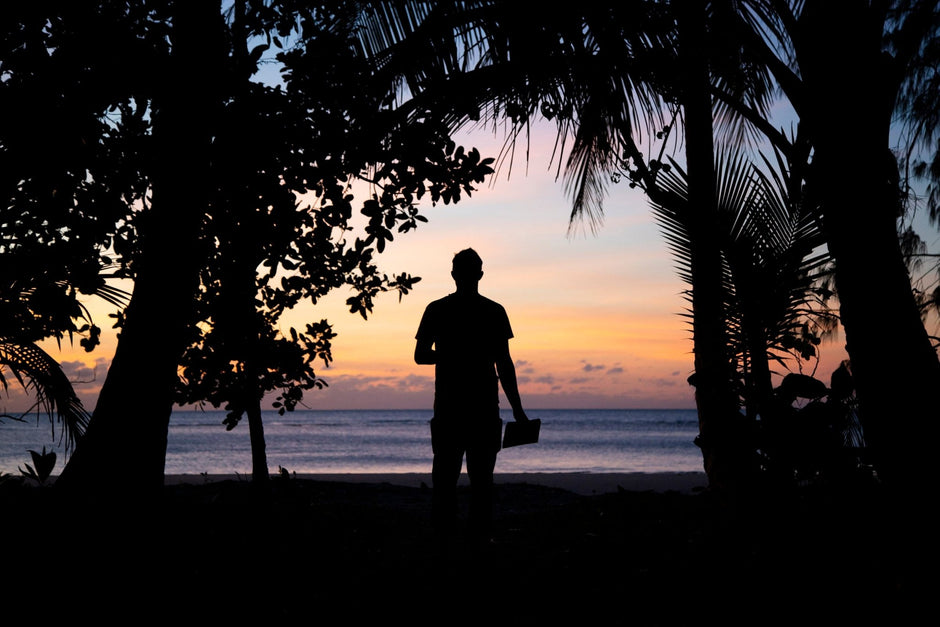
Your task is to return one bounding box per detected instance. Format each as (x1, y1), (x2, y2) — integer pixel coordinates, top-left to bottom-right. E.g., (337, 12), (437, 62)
(431, 446), (463, 537)
(466, 445), (497, 542)
(466, 416), (501, 542)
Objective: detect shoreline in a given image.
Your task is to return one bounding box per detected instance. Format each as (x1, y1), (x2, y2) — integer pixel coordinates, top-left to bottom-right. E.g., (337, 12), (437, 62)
(163, 470), (709, 495)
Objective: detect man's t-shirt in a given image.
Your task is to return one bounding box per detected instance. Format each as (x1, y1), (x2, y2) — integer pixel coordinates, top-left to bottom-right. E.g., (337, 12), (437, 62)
(416, 292), (513, 413)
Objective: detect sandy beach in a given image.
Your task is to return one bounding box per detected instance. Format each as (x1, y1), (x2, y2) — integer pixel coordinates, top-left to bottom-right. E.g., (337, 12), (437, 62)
(163, 470), (710, 495)
(6, 470), (927, 625)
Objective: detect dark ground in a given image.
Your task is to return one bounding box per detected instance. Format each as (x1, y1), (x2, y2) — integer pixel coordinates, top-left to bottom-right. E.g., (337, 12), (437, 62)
(3, 476), (932, 625)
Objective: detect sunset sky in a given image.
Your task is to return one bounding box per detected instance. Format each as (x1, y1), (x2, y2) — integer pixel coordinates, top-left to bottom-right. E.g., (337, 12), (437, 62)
(14, 121), (862, 415)
(0, 23), (879, 418)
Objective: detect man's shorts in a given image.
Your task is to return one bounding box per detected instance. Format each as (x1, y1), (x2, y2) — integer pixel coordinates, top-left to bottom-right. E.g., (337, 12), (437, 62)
(429, 411), (503, 455)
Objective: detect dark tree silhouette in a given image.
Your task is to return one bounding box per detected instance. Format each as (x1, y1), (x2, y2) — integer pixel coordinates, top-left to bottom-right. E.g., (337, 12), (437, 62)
(173, 4), (492, 483)
(1, 2), (138, 452)
(0, 1), (496, 495)
(716, 1), (940, 489)
(54, 2), (224, 493)
(649, 146), (836, 485)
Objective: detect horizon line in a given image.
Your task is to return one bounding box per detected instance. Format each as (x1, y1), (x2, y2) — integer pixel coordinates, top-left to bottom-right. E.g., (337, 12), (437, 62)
(172, 406), (699, 412)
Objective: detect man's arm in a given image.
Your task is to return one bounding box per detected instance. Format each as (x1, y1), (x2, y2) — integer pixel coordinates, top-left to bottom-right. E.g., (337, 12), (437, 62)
(496, 342), (528, 421)
(414, 338), (436, 365)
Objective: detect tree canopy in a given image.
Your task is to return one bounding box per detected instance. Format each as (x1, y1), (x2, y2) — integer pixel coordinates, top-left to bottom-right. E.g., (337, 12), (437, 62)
(2, 1), (493, 489)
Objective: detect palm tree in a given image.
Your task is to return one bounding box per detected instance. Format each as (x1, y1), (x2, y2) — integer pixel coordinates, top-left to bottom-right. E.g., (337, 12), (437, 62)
(713, 0), (940, 488)
(717, 151), (833, 416)
(649, 145), (835, 474)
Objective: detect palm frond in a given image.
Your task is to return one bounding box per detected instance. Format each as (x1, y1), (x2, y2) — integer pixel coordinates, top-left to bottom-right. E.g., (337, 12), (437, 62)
(708, 1), (787, 151)
(648, 157), (695, 287)
(0, 338), (90, 451)
(92, 272), (132, 309)
(353, 0), (673, 230)
(649, 142), (832, 377)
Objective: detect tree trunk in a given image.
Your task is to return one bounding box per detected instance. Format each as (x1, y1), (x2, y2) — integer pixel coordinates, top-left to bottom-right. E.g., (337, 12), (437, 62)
(800, 1), (940, 489)
(232, 0), (269, 486)
(244, 377), (270, 483)
(744, 321), (774, 422)
(678, 3), (754, 492)
(57, 1), (224, 495)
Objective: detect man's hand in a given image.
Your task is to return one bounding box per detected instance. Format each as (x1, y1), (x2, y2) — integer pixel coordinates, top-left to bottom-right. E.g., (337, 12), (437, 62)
(513, 408), (529, 422)
(414, 339), (436, 365)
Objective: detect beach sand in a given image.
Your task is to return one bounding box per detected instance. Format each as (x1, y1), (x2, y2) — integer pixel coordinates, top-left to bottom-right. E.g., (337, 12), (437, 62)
(5, 471), (927, 624)
(163, 470), (710, 495)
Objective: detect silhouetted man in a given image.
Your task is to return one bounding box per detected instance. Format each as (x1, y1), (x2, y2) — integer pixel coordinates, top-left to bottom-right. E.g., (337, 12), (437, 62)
(415, 248), (529, 544)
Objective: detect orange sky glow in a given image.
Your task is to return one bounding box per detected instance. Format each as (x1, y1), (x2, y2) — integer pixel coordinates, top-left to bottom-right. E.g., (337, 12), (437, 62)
(15, 125), (855, 414)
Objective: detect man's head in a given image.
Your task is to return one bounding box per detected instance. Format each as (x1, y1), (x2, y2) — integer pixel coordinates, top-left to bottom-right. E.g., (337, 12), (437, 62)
(452, 248), (483, 285)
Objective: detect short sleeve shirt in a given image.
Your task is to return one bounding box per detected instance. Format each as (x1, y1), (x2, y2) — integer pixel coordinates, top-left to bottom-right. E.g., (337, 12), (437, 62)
(416, 292), (513, 412)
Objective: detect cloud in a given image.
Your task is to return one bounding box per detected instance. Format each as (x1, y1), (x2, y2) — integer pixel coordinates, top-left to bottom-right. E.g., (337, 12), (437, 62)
(606, 366), (624, 375)
(270, 372), (435, 410)
(321, 373), (433, 393)
(639, 376), (681, 389)
(61, 358), (108, 385)
(514, 359), (535, 374)
(581, 361), (606, 372)
(393, 373), (435, 391)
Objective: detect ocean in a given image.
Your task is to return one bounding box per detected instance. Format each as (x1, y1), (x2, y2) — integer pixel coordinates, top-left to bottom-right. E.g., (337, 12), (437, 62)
(1, 408), (703, 478)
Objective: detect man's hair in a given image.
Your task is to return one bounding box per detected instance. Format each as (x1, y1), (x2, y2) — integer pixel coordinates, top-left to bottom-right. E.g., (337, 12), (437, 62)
(452, 248), (483, 279)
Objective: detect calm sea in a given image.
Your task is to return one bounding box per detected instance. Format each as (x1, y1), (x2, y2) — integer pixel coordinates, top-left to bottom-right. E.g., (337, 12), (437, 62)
(1, 408), (703, 477)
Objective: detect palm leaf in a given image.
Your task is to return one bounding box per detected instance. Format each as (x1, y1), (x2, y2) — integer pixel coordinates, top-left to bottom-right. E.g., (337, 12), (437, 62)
(0, 338), (90, 451)
(649, 144), (831, 374)
(707, 0), (787, 151)
(352, 1), (674, 229)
